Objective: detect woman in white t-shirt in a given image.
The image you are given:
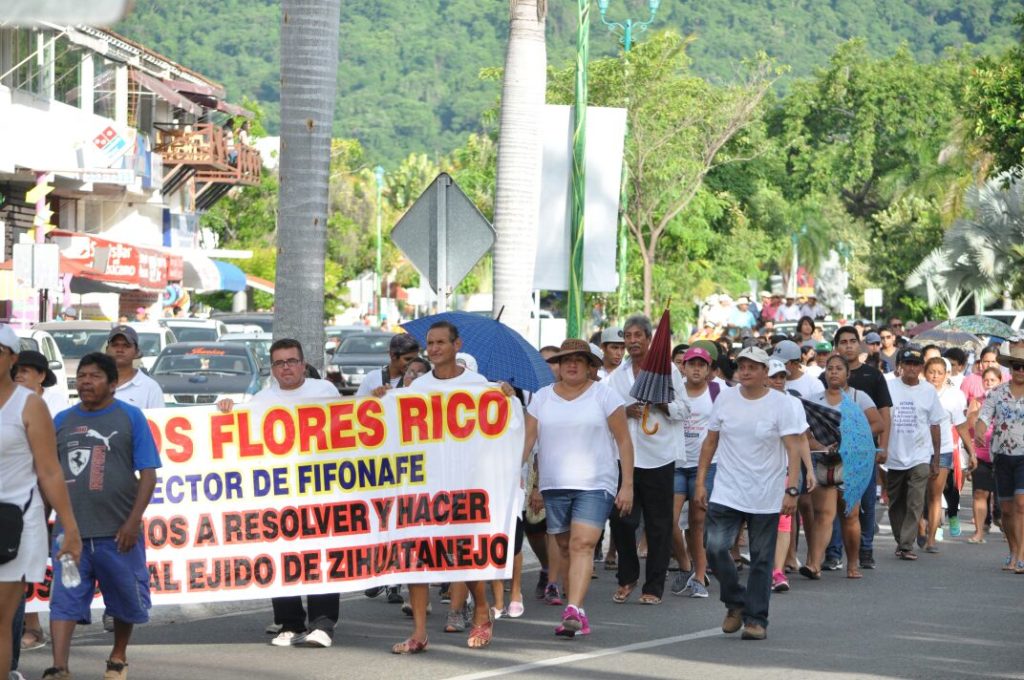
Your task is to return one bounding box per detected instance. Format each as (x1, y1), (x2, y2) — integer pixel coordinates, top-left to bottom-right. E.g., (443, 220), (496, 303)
(919, 357), (975, 553)
(523, 339), (634, 638)
(803, 355), (883, 580)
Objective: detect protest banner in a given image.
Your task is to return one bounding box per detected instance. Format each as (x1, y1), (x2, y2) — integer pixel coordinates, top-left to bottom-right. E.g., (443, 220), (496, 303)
(27, 387), (524, 613)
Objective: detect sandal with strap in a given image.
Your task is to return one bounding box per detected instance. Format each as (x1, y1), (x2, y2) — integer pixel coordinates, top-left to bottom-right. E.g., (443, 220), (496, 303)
(638, 593), (662, 605)
(391, 636), (428, 654)
(21, 627), (46, 651)
(467, 621), (493, 649)
(612, 582), (637, 603)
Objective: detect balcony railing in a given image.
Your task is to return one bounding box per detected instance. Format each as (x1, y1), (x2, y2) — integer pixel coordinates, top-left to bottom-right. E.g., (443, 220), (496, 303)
(154, 123), (260, 187)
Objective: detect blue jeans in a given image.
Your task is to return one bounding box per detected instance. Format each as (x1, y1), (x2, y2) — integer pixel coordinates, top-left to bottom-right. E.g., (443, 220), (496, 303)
(704, 502), (779, 628)
(826, 464), (878, 560)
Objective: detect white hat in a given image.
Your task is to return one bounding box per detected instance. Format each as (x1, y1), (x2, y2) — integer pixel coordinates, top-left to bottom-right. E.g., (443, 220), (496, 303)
(600, 327), (625, 345)
(455, 352), (478, 373)
(736, 296), (751, 305)
(736, 346), (770, 366)
(589, 342), (605, 361)
(0, 324), (19, 354)
(767, 359), (787, 377)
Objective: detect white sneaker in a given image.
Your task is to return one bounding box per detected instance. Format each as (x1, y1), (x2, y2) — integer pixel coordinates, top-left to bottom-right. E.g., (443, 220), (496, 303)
(10, 671), (28, 680)
(270, 631), (300, 647)
(294, 629), (332, 648)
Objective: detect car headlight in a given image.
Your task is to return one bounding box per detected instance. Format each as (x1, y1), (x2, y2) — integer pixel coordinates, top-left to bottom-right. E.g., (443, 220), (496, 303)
(326, 364), (340, 374)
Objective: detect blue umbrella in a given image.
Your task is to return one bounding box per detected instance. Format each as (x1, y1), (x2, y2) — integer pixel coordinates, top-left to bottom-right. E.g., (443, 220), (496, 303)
(401, 311), (554, 393)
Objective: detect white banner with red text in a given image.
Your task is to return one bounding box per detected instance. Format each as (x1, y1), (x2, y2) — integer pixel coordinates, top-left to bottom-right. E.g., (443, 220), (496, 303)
(27, 387), (524, 612)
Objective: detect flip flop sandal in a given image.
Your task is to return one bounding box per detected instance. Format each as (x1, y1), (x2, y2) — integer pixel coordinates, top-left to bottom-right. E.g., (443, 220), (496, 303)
(467, 621), (493, 649)
(604, 558), (618, 571)
(897, 550), (918, 561)
(924, 546), (940, 554)
(798, 566), (821, 580)
(612, 582), (637, 603)
(846, 570), (863, 579)
(391, 637), (428, 654)
(21, 628), (46, 651)
(639, 594), (662, 605)
(966, 537), (987, 544)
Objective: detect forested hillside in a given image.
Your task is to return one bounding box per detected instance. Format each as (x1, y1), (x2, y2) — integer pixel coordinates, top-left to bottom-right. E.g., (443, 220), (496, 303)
(116, 0), (1021, 163)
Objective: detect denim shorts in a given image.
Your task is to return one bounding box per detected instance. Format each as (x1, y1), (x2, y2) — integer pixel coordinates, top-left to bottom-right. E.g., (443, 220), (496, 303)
(939, 451), (954, 470)
(994, 454), (1024, 501)
(541, 489), (615, 534)
(50, 536), (152, 625)
(674, 465), (716, 497)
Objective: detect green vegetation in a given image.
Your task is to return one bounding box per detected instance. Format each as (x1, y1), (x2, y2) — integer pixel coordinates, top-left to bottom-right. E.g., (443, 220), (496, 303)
(116, 0), (1019, 164)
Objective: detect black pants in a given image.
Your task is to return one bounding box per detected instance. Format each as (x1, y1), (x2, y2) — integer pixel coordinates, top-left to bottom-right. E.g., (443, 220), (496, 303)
(610, 462), (675, 598)
(944, 471), (960, 518)
(273, 593), (340, 634)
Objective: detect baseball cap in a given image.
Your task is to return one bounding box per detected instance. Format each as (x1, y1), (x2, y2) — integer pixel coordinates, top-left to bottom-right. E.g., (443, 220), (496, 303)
(107, 324), (139, 347)
(682, 347), (712, 364)
(898, 346), (924, 364)
(136, 306), (146, 314)
(767, 359), (787, 377)
(600, 327), (625, 345)
(0, 324), (19, 353)
(736, 346), (770, 366)
(589, 342), (605, 362)
(690, 339), (719, 361)
(815, 341), (833, 353)
(864, 332), (882, 344)
(773, 340), (802, 363)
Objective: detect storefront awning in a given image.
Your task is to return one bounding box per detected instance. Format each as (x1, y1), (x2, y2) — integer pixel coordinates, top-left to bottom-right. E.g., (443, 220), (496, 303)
(181, 253), (246, 293)
(246, 274), (275, 295)
(51, 231), (180, 292)
(130, 70), (202, 116)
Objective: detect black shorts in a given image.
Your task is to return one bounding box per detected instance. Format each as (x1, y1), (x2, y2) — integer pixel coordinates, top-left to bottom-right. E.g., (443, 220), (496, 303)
(522, 513), (546, 536)
(973, 460), (996, 493)
(514, 517), (524, 556)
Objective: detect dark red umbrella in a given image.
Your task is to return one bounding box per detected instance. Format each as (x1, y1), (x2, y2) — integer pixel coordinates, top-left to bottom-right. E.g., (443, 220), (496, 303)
(906, 319), (941, 337)
(629, 306), (674, 434)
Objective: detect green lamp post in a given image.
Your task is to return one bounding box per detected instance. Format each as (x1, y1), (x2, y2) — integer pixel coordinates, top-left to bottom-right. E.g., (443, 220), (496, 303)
(596, 0), (661, 320)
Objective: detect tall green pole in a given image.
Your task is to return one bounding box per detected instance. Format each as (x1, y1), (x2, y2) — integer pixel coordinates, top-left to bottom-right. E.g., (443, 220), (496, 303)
(568, 0), (590, 339)
(374, 165), (384, 319)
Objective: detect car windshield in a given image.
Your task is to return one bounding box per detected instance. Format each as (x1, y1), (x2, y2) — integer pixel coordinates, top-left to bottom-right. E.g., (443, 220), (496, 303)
(170, 327), (218, 342)
(230, 339), (272, 367)
(18, 338), (39, 352)
(137, 333), (162, 357)
(337, 335), (392, 354)
(49, 330), (110, 358)
(152, 347), (253, 375)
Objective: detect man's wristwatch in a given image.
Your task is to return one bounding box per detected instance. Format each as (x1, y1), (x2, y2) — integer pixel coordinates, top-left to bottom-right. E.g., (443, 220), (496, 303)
(785, 486), (800, 497)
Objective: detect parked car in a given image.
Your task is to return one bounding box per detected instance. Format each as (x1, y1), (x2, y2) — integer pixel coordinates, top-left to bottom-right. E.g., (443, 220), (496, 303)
(219, 331), (273, 370)
(15, 328), (70, 404)
(773, 320), (841, 341)
(34, 321), (114, 399)
(159, 318), (228, 342)
(325, 324), (373, 355)
(150, 342), (267, 406)
(127, 323), (177, 371)
(325, 332), (394, 394)
(211, 312), (274, 332)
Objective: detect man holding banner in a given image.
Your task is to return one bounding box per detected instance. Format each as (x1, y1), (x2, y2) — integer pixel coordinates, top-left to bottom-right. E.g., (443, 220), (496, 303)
(218, 339), (342, 649)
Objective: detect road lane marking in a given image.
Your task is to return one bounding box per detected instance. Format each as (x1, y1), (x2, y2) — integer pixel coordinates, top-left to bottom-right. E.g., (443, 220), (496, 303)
(445, 626), (723, 680)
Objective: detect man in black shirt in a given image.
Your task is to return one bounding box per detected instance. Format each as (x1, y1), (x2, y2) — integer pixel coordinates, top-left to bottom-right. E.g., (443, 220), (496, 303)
(820, 326), (892, 569)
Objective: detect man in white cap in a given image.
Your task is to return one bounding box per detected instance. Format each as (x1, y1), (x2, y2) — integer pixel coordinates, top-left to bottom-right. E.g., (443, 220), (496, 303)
(778, 296), (801, 322)
(800, 294), (828, 320)
(730, 297), (756, 330)
(598, 327), (625, 380)
(695, 346), (806, 641)
(772, 340), (823, 397)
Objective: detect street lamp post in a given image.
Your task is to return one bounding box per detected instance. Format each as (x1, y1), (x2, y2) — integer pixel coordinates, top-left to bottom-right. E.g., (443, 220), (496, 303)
(596, 0), (660, 320)
(374, 165), (385, 321)
(567, 0), (590, 339)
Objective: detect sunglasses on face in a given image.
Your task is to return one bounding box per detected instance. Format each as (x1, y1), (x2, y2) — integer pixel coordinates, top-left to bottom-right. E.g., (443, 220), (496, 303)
(1011, 363), (1024, 372)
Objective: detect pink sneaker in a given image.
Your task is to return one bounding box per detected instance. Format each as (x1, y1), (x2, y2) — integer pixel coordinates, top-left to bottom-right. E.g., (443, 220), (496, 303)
(772, 569), (790, 593)
(555, 606), (590, 637)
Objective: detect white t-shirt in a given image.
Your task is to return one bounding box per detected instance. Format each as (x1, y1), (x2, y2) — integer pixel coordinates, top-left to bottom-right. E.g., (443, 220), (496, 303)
(42, 387), (70, 417)
(936, 386), (968, 454)
(410, 368), (490, 392)
(786, 371), (824, 397)
(355, 365), (403, 397)
(680, 385), (715, 468)
(605, 357), (689, 469)
(805, 364), (824, 379)
(885, 378), (945, 470)
(115, 370), (164, 409)
(708, 387), (806, 514)
(527, 381), (623, 495)
(250, 377), (339, 406)
(808, 387), (876, 413)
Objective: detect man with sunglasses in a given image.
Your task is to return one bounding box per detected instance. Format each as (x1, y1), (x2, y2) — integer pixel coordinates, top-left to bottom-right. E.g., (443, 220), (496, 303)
(218, 339), (341, 647)
(877, 326), (899, 374)
(975, 344), (1024, 574)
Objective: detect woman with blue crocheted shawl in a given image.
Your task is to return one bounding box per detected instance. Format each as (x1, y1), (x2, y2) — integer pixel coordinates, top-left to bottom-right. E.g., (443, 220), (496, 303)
(801, 356), (884, 580)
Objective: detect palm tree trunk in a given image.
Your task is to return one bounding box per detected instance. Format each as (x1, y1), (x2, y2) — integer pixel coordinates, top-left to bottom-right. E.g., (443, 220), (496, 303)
(492, 0), (547, 335)
(275, 0), (341, 371)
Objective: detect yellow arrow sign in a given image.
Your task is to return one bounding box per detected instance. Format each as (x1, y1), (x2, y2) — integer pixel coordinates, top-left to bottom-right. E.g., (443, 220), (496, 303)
(25, 182), (54, 204)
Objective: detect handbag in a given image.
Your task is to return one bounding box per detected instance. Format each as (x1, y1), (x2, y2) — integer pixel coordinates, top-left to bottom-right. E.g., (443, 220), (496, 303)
(813, 451), (844, 488)
(0, 489), (34, 565)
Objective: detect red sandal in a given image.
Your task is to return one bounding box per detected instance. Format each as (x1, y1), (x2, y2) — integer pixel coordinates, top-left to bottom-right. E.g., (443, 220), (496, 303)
(467, 621), (493, 649)
(392, 636), (428, 654)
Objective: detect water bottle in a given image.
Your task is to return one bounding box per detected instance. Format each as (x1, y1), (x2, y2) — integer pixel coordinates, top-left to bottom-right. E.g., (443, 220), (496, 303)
(56, 534), (81, 588)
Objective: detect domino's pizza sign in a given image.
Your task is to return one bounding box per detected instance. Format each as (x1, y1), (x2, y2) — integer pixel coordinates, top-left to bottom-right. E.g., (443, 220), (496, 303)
(92, 126), (129, 166)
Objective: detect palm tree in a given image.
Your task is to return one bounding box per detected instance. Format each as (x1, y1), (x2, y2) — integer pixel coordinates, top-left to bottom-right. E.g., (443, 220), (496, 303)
(492, 0), (547, 334)
(274, 0), (342, 370)
(906, 248), (974, 319)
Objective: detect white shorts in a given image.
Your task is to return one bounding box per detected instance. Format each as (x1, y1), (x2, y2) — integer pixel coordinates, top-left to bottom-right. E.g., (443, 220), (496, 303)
(0, 492), (48, 584)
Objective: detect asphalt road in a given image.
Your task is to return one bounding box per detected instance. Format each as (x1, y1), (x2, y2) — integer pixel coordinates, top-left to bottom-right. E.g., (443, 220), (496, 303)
(16, 491), (1024, 680)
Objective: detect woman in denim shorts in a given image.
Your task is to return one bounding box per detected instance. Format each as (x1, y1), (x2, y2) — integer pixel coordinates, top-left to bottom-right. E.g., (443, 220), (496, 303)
(524, 339), (634, 638)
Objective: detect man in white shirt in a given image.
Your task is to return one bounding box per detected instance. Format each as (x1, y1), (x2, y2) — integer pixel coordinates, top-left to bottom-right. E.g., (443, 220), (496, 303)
(605, 314), (689, 605)
(218, 339), (341, 648)
(597, 327), (625, 380)
(772, 340), (823, 397)
(695, 346), (805, 641)
(799, 294), (828, 320)
(885, 347), (944, 561)
(106, 325), (164, 409)
(355, 333), (421, 398)
(778, 296), (802, 322)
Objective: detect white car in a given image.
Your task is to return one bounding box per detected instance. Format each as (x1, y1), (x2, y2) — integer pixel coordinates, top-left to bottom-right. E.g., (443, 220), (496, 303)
(159, 318), (229, 343)
(15, 328), (70, 404)
(127, 323), (178, 371)
(219, 331), (273, 371)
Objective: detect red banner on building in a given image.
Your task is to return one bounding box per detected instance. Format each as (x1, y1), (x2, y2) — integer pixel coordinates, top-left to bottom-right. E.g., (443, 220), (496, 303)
(50, 230), (182, 290)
